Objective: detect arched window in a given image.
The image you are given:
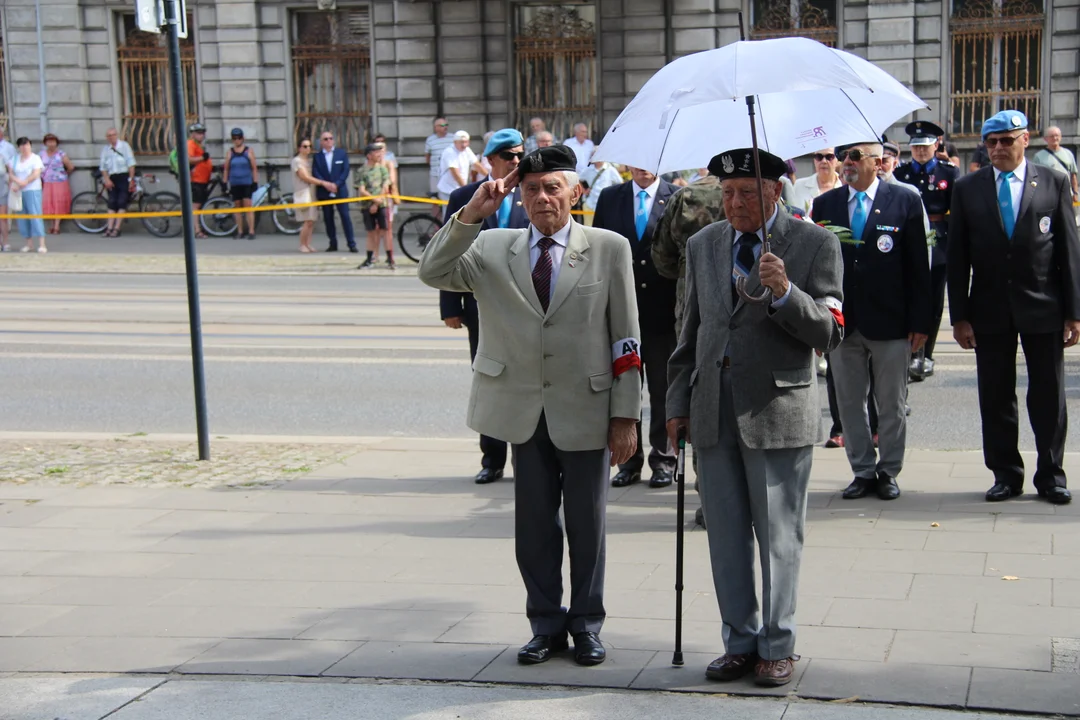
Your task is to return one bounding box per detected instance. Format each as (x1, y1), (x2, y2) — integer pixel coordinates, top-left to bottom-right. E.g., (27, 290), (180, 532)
(949, 0), (1043, 137)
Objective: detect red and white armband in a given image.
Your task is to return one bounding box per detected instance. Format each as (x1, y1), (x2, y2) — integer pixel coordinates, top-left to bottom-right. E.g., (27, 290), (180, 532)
(821, 296), (844, 327)
(612, 337), (642, 377)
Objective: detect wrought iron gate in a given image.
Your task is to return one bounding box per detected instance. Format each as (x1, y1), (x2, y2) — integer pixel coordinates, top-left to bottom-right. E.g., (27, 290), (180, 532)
(117, 14), (198, 155)
(949, 0), (1043, 137)
(291, 9), (372, 154)
(750, 0), (839, 46)
(514, 5), (597, 143)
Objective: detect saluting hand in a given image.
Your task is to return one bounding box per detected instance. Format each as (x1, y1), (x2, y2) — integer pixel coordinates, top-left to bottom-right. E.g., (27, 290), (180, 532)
(458, 169), (520, 225)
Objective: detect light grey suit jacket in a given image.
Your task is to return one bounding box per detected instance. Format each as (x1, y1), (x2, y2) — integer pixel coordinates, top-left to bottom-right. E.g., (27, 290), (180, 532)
(666, 210), (845, 450)
(418, 212), (642, 451)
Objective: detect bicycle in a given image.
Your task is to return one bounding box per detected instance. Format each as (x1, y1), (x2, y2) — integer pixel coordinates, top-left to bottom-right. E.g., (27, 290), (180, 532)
(200, 166), (303, 237)
(70, 169), (182, 238)
(395, 208), (443, 263)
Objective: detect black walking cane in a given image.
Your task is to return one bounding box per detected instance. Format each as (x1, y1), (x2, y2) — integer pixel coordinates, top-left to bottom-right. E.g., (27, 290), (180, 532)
(672, 426), (687, 666)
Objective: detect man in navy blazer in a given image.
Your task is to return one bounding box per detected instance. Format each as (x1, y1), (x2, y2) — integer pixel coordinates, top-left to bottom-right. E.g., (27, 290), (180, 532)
(312, 129), (357, 252)
(592, 168), (678, 488)
(439, 129), (529, 484)
(948, 110), (1080, 505)
(812, 141), (931, 502)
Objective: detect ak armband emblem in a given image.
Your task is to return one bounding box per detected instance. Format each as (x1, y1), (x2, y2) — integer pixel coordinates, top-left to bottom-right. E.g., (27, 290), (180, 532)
(612, 338), (642, 377)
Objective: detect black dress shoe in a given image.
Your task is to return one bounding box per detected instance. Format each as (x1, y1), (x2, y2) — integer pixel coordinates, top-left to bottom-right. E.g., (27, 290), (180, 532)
(1039, 487), (1072, 505)
(648, 469), (674, 488)
(349, 247), (359, 253)
(842, 476), (875, 499)
(572, 631), (606, 666)
(474, 468), (504, 485)
(611, 470), (641, 488)
(325, 246), (338, 252)
(876, 472), (901, 500)
(986, 482), (1023, 502)
(695, 506), (706, 528)
(517, 634), (568, 665)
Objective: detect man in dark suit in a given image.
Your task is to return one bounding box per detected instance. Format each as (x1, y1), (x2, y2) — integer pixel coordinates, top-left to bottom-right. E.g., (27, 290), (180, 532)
(439, 129), (529, 484)
(813, 142), (932, 501)
(312, 130), (357, 253)
(593, 167), (678, 488)
(948, 109), (1080, 505)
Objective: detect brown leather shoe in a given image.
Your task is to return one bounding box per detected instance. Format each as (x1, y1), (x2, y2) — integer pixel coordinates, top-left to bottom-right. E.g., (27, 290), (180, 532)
(754, 656), (797, 687)
(705, 652), (758, 681)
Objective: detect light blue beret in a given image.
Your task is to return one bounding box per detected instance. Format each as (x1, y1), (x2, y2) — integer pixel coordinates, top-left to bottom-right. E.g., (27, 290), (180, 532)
(981, 110), (1028, 139)
(483, 128), (524, 157)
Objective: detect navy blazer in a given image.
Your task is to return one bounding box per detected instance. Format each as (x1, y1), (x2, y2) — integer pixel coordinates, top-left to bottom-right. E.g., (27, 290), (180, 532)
(948, 163), (1080, 334)
(439, 178), (529, 321)
(812, 181), (932, 341)
(592, 179), (677, 335)
(312, 148), (350, 200)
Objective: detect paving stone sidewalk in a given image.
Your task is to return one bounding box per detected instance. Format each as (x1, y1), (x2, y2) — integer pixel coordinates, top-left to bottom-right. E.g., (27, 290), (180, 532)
(0, 252), (418, 276)
(1, 437), (1078, 717)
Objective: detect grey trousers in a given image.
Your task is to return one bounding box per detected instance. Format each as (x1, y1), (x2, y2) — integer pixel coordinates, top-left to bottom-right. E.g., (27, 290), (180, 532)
(830, 331), (910, 479)
(512, 413), (609, 637)
(698, 370), (813, 660)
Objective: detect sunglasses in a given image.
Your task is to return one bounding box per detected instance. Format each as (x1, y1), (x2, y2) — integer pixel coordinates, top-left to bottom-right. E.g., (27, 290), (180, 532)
(813, 153), (836, 162)
(498, 150), (526, 161)
(841, 149), (880, 162)
(984, 134), (1023, 148)
(300, 143), (312, 148)
(437, 123), (449, 127)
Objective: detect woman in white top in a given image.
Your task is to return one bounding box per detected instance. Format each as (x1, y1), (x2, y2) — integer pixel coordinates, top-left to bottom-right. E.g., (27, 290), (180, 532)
(788, 147), (843, 217)
(581, 160), (623, 226)
(290, 137), (330, 253)
(11, 137), (46, 252)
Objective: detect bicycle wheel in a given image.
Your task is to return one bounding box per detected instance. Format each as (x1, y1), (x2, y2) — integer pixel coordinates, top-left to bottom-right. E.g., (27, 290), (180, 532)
(71, 191), (108, 234)
(140, 192), (182, 238)
(272, 194), (303, 235)
(397, 214), (442, 263)
(199, 196), (238, 237)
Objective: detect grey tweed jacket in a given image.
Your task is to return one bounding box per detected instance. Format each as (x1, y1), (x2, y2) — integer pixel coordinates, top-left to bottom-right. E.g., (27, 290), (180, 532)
(666, 209), (845, 450)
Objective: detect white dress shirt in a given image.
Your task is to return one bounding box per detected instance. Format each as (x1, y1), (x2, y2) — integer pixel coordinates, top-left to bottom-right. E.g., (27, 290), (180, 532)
(631, 178), (659, 222)
(564, 137), (595, 173)
(733, 205), (792, 306)
(847, 177), (880, 227)
(529, 221), (572, 302)
(993, 159), (1026, 225)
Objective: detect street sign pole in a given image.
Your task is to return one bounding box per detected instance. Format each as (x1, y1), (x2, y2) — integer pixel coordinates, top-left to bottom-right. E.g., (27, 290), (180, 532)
(163, 0), (210, 460)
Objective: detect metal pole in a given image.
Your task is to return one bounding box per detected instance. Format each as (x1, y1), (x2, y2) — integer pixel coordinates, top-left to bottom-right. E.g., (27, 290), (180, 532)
(165, 0), (210, 460)
(34, 0), (49, 134)
(672, 427), (686, 667)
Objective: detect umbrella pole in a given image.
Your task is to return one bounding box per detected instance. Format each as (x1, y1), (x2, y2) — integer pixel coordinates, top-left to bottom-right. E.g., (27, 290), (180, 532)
(736, 94), (773, 304)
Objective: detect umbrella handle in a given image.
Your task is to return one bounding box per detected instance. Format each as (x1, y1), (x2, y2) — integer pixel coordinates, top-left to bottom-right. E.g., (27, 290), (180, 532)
(736, 275), (773, 305)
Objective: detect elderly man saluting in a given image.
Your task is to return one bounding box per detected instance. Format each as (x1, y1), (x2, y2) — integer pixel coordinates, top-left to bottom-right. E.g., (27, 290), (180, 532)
(418, 145), (642, 666)
(667, 149), (844, 687)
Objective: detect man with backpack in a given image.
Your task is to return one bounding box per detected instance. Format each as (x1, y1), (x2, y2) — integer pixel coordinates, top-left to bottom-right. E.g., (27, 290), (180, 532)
(186, 123), (212, 238)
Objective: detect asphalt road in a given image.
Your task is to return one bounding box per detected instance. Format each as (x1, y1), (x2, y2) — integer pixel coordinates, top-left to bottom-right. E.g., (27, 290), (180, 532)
(2, 273), (1077, 451)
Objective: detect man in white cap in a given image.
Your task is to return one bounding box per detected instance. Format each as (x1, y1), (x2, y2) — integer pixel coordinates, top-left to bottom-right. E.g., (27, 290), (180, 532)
(437, 130), (480, 205)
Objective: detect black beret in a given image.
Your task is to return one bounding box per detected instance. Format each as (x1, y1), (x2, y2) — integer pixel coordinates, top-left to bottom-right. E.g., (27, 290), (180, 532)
(520, 145), (579, 176)
(708, 148), (787, 181)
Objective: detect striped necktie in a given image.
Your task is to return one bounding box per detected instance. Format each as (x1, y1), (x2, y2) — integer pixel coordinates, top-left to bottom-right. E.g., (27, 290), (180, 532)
(532, 237), (555, 313)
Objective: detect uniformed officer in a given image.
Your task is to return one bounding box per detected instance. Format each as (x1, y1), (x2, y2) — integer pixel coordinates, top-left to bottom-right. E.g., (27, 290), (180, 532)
(895, 120), (958, 381)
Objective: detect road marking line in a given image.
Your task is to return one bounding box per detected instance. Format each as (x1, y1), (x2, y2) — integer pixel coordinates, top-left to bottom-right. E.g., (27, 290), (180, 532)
(0, 352), (469, 365)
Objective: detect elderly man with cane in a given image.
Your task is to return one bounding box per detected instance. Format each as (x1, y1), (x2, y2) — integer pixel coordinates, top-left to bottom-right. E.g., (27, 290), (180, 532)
(667, 148), (844, 687)
(418, 145), (642, 666)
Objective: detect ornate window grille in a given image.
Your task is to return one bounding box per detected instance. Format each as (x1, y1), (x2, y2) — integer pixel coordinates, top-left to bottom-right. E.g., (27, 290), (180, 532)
(514, 5), (597, 143)
(949, 0), (1043, 138)
(117, 14), (199, 155)
(0, 42), (8, 135)
(291, 9), (372, 154)
(750, 0), (838, 47)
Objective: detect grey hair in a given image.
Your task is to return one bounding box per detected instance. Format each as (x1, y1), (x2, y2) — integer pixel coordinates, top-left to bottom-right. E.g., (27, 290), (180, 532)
(574, 123), (588, 132)
(562, 171), (580, 187)
(537, 131), (554, 142)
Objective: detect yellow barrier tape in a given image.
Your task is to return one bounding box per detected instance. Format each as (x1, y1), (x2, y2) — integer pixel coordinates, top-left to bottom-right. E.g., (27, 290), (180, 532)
(0, 191), (595, 221)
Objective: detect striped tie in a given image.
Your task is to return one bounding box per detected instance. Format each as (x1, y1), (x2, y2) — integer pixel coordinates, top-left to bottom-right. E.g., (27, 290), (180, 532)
(532, 237), (555, 313)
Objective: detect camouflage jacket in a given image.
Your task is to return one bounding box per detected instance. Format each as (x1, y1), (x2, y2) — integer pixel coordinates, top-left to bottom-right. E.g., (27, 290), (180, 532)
(651, 175), (725, 336)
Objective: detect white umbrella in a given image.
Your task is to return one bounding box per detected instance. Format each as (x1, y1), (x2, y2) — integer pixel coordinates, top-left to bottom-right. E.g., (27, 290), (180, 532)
(592, 37), (929, 176)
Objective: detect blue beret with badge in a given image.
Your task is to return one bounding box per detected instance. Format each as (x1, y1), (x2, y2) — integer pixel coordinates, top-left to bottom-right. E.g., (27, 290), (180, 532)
(483, 128), (524, 158)
(980, 110), (1028, 139)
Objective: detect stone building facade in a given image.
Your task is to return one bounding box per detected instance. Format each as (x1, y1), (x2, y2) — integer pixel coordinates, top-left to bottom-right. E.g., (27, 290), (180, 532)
(0, 0), (1075, 195)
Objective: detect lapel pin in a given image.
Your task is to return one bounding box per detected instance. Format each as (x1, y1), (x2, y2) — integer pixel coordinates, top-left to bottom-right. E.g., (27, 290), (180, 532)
(569, 262), (576, 268)
(658, 199), (665, 205)
(1031, 182), (1037, 187)
(874, 209), (881, 214)
(570, 253), (578, 260)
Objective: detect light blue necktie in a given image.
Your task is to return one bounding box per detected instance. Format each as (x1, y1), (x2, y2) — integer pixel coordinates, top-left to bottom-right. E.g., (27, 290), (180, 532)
(999, 171), (1015, 238)
(635, 190), (649, 240)
(851, 191), (868, 241)
(497, 194), (512, 229)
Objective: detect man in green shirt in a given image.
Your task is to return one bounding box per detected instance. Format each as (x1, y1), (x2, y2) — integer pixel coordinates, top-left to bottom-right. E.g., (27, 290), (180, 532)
(1032, 126), (1079, 205)
(356, 143), (393, 269)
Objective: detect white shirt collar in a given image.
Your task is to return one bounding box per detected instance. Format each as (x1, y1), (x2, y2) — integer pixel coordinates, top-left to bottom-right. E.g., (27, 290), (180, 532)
(847, 176), (880, 203)
(733, 204), (780, 245)
(994, 159), (1026, 183)
(530, 220), (573, 248)
(632, 178), (660, 199)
